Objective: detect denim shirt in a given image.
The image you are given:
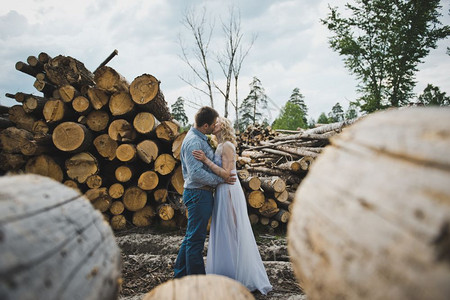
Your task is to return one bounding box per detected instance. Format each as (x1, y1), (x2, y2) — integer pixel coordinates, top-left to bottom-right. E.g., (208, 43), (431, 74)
(181, 127), (224, 189)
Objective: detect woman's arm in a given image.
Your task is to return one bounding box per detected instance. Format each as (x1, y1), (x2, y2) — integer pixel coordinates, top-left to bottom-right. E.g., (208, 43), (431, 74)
(192, 142), (236, 181)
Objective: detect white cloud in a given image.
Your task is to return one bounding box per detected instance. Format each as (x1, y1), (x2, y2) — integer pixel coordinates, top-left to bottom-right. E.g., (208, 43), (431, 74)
(0, 0), (449, 123)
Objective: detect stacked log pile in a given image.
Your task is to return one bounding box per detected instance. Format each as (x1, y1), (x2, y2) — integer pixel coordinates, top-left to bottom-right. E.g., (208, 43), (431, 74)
(0, 51), (187, 231)
(235, 120), (357, 231)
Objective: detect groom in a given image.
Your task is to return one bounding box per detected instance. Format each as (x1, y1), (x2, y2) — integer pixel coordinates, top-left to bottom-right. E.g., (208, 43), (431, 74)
(174, 106), (236, 278)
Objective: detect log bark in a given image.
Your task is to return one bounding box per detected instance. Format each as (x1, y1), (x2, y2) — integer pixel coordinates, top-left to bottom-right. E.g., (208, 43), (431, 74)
(72, 96), (92, 114)
(247, 190), (265, 209)
(138, 170), (159, 191)
(132, 206), (156, 227)
(123, 186), (147, 211)
(65, 152), (99, 183)
(0, 126), (33, 154)
(172, 131), (187, 160)
(58, 84), (79, 102)
(155, 120), (179, 142)
(288, 107), (450, 300)
(85, 187), (112, 212)
(45, 55), (95, 88)
(0, 117), (13, 129)
(260, 176), (286, 193)
(94, 66), (129, 93)
(93, 134), (118, 161)
(25, 154), (64, 182)
(38, 52), (52, 64)
(170, 165), (184, 195)
(27, 55), (44, 72)
(110, 215), (126, 230)
(240, 176), (261, 191)
(109, 200), (125, 215)
(0, 174), (121, 300)
(108, 183), (124, 199)
(22, 95), (47, 115)
(52, 122), (92, 153)
(136, 139), (159, 164)
(115, 143), (137, 162)
(86, 110), (110, 132)
(133, 112), (159, 135)
(8, 105), (36, 132)
(43, 99), (75, 123)
(153, 189), (168, 203)
(258, 198), (279, 217)
(115, 165), (133, 183)
(130, 74), (171, 121)
(154, 153), (176, 175)
(109, 91), (135, 117)
(108, 119), (137, 142)
(0, 152), (26, 171)
(273, 209), (290, 223)
(15, 61), (39, 77)
(86, 174), (103, 189)
(87, 87), (109, 110)
(158, 204), (175, 221)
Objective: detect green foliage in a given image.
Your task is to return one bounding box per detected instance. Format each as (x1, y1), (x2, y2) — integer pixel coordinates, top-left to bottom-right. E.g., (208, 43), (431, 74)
(288, 88), (308, 126)
(238, 77), (269, 131)
(317, 112), (330, 124)
(417, 84), (450, 106)
(328, 102), (344, 123)
(272, 101), (306, 130)
(345, 102), (359, 120)
(171, 97), (189, 128)
(322, 0), (450, 113)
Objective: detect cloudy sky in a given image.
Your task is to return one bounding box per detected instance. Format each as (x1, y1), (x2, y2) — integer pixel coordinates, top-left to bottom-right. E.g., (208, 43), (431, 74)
(1, 0), (449, 123)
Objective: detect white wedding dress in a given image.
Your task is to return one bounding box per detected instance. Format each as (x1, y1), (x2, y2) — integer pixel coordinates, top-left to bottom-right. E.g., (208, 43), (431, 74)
(206, 142), (272, 295)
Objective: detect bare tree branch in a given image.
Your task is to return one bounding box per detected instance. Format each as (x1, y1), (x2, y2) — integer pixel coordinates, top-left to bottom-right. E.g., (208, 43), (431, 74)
(178, 7), (215, 108)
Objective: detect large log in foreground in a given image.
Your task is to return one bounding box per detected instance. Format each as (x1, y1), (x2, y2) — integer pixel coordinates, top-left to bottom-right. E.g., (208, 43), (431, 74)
(142, 274), (254, 300)
(288, 107), (450, 300)
(0, 174), (122, 300)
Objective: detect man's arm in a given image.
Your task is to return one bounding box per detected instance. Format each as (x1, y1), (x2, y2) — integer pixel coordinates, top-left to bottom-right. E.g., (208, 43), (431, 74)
(192, 142), (236, 184)
(184, 141), (224, 186)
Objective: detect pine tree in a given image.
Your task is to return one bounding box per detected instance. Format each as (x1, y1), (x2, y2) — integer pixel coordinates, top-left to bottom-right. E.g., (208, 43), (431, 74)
(171, 97), (189, 127)
(328, 102), (344, 123)
(345, 103), (359, 120)
(317, 112), (329, 124)
(417, 84), (450, 106)
(272, 101), (306, 130)
(238, 77), (268, 131)
(288, 88), (308, 125)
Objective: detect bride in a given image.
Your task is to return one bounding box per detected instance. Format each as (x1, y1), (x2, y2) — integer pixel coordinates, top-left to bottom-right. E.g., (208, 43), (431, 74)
(192, 117), (272, 295)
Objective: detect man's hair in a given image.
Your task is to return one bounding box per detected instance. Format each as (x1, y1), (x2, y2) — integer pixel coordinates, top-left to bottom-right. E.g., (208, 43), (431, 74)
(195, 106), (219, 127)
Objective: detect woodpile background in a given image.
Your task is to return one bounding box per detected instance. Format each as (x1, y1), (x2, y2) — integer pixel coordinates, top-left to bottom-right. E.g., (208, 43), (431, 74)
(0, 51), (356, 233)
(235, 119), (356, 232)
(0, 51), (186, 231)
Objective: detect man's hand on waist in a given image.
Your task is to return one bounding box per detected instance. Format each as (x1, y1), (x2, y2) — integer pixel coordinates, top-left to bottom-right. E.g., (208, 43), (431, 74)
(224, 171), (237, 185)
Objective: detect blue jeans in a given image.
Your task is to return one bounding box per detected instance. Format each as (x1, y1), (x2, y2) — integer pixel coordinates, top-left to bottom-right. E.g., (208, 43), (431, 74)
(174, 188), (214, 278)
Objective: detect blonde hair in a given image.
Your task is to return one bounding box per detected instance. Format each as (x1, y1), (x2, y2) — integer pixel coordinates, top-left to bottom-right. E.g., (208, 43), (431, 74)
(219, 117), (237, 147)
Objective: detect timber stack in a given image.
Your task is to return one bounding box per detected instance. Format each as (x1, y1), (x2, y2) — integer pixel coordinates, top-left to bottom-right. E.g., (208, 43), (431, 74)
(0, 51), (187, 231)
(235, 119), (357, 232)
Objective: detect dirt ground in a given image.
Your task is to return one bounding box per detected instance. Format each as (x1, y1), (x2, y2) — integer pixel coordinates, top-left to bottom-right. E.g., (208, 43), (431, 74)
(114, 225), (305, 300)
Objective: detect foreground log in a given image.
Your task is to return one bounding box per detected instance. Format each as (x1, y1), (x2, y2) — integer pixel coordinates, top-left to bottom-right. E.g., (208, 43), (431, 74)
(0, 174), (121, 300)
(288, 107), (450, 300)
(142, 274), (254, 300)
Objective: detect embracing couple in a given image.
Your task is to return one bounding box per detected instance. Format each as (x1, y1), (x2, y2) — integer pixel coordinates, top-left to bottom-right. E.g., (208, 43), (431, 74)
(173, 106), (272, 295)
